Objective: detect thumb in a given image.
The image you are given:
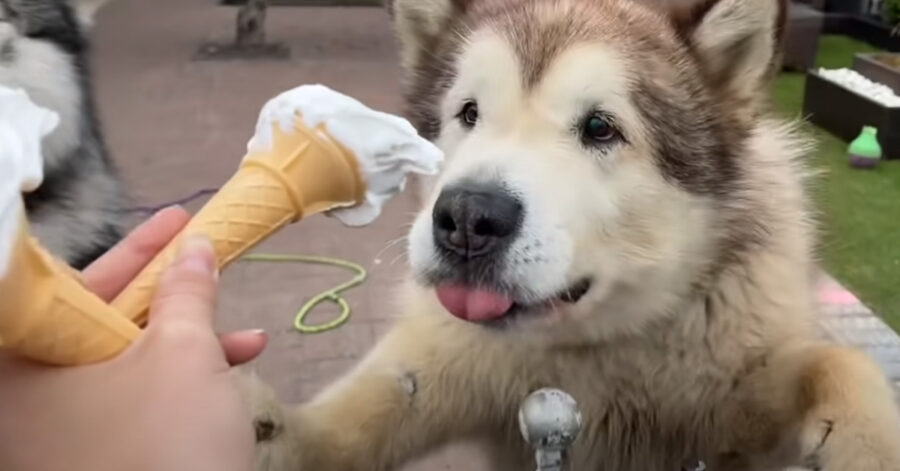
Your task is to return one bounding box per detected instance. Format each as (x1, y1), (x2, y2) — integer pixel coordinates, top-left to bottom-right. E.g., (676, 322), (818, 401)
(147, 234), (219, 329)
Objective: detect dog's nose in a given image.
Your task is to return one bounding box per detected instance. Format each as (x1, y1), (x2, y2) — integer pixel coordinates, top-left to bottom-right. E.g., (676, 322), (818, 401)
(432, 182), (523, 259)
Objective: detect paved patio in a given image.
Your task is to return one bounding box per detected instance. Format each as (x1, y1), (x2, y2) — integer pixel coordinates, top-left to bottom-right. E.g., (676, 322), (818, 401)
(89, 0), (898, 469)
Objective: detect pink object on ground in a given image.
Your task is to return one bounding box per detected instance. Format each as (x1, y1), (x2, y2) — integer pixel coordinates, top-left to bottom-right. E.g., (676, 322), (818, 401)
(819, 286), (861, 305)
(816, 275), (862, 305)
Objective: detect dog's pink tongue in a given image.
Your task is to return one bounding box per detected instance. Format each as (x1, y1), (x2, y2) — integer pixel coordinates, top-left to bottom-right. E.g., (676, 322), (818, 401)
(436, 284), (514, 321)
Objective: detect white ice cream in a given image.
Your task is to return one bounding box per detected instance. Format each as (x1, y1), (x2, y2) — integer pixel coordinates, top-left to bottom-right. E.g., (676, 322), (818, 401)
(0, 86), (60, 278)
(247, 84), (443, 226)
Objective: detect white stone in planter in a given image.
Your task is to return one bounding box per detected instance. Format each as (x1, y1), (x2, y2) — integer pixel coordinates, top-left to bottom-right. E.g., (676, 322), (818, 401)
(818, 67), (900, 108)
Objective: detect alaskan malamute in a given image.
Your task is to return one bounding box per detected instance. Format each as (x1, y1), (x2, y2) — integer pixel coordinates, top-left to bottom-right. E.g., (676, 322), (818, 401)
(248, 0), (900, 469)
(1, 0), (126, 269)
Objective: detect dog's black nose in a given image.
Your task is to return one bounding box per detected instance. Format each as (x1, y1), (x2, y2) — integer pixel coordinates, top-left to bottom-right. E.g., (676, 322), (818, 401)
(432, 182), (523, 259)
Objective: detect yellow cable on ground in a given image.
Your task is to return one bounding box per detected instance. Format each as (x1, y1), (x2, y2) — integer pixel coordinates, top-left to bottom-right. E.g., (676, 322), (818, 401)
(129, 189), (368, 334)
(239, 253), (367, 334)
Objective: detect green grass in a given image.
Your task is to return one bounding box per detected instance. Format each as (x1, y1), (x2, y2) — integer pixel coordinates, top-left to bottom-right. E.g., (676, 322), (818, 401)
(771, 35), (900, 331)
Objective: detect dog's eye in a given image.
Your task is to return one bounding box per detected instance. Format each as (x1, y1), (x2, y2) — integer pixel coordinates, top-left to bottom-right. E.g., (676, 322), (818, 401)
(457, 101), (479, 128)
(580, 113), (618, 145)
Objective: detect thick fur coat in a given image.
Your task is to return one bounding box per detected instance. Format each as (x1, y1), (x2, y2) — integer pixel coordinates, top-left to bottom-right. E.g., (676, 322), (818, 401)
(245, 0), (900, 469)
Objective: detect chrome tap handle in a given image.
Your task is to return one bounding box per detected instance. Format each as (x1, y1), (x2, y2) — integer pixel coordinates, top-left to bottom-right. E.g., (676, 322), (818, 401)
(518, 388), (582, 471)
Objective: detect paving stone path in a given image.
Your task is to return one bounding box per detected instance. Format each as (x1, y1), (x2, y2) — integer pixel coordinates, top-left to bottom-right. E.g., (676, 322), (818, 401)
(816, 273), (900, 394)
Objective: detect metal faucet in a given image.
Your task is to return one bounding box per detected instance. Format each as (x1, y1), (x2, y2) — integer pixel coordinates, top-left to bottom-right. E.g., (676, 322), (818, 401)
(518, 388), (583, 471)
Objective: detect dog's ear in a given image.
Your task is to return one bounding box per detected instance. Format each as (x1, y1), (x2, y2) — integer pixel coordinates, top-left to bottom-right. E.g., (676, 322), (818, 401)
(68, 0), (112, 28)
(388, 0), (469, 71)
(670, 0), (788, 97)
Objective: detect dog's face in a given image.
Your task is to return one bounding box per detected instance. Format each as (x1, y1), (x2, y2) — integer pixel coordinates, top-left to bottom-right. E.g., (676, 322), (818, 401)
(0, 0), (107, 169)
(398, 0), (786, 340)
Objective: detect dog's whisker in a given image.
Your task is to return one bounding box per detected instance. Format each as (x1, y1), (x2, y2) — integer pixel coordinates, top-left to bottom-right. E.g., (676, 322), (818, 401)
(375, 235), (409, 261)
(389, 251), (409, 266)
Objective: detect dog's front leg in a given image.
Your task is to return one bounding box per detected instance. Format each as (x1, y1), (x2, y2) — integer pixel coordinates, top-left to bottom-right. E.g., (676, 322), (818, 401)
(249, 314), (522, 471)
(759, 344), (900, 470)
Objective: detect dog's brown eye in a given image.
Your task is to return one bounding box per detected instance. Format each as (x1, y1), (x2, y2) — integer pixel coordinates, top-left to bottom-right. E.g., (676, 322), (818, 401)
(458, 101), (479, 128)
(581, 114), (616, 144)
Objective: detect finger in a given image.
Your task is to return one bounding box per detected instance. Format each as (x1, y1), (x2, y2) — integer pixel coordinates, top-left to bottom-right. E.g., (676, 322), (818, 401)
(220, 330), (268, 366)
(82, 206), (191, 301)
(146, 234), (219, 328)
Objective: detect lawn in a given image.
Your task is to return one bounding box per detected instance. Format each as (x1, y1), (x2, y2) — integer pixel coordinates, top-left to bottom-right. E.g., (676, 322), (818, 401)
(771, 35), (900, 331)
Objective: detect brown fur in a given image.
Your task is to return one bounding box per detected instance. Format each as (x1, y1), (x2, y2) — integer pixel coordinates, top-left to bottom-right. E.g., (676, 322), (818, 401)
(241, 0), (900, 470)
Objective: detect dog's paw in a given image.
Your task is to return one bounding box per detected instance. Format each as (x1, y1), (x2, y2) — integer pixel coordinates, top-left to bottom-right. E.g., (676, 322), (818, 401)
(796, 415), (900, 470)
(796, 418), (833, 470)
(234, 370), (286, 444)
(234, 371), (306, 471)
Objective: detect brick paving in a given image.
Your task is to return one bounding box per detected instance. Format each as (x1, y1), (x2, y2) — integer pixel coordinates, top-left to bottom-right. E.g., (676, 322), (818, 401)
(815, 274), (900, 393)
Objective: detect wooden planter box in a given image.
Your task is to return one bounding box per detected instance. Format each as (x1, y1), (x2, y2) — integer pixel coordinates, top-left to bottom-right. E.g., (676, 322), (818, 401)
(803, 69), (900, 159)
(796, 0), (827, 10)
(824, 0), (866, 14)
(823, 13), (900, 51)
(853, 53), (900, 93)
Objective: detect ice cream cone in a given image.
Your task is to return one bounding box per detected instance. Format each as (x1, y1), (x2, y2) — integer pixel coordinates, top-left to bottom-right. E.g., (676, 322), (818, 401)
(0, 201), (141, 365)
(112, 115), (366, 325)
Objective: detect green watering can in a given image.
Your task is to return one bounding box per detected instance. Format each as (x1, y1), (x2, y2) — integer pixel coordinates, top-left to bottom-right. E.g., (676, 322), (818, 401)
(848, 125), (882, 169)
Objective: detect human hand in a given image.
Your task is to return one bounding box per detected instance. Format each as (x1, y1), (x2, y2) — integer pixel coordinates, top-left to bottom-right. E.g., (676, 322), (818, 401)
(78, 205), (267, 364)
(0, 206), (266, 471)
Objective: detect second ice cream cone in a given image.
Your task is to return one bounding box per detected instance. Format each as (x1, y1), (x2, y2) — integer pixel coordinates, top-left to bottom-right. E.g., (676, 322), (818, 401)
(112, 115), (366, 325)
(0, 203), (140, 365)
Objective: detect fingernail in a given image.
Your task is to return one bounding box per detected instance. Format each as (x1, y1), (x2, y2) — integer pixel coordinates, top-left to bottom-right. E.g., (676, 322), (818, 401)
(250, 329), (266, 336)
(177, 234), (217, 276)
(156, 204), (184, 217)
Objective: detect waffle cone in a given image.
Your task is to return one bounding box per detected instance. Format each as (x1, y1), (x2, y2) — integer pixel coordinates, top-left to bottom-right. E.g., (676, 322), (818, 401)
(0, 205), (140, 365)
(112, 116), (366, 325)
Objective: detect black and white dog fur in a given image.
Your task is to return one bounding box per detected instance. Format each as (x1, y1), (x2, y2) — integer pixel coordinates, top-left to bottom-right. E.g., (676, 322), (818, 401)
(245, 0), (900, 470)
(1, 0), (126, 269)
